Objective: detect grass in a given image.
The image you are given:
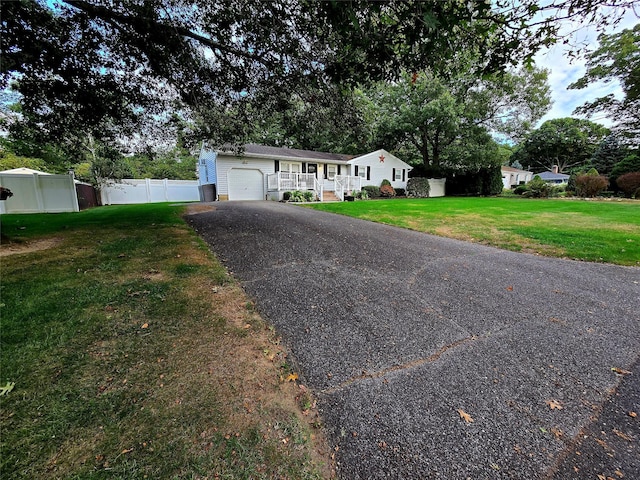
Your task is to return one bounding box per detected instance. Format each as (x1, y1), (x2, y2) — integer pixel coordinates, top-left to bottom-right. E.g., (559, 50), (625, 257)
(306, 197), (640, 266)
(0, 204), (332, 480)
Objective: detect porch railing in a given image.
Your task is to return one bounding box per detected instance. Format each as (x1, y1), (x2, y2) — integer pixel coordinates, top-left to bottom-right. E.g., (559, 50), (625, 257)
(334, 175), (362, 201)
(267, 172), (316, 191)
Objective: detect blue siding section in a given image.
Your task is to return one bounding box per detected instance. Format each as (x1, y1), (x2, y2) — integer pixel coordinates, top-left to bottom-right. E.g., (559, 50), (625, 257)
(198, 150), (217, 185)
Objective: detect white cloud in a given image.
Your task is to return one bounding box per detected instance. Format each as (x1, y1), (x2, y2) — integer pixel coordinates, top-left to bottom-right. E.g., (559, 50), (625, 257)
(534, 8), (639, 127)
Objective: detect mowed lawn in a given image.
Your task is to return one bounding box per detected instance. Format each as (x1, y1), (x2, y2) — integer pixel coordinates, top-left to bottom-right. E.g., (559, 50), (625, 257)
(307, 197), (640, 266)
(0, 204), (329, 480)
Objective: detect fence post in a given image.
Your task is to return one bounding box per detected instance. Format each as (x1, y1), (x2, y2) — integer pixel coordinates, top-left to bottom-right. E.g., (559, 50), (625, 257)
(68, 173), (80, 212)
(145, 178), (152, 202)
(33, 173), (45, 212)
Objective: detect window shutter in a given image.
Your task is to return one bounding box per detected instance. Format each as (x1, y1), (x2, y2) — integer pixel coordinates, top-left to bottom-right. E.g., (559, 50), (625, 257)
(392, 168), (396, 180)
(367, 166), (371, 181)
(302, 163), (307, 173)
(324, 164), (328, 179)
(275, 160), (280, 172)
(338, 165), (341, 175)
(402, 169), (406, 181)
(355, 165), (359, 176)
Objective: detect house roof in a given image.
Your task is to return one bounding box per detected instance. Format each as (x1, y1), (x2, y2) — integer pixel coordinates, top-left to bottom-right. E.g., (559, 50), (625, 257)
(501, 166), (531, 174)
(217, 143), (357, 163)
(536, 171), (570, 181)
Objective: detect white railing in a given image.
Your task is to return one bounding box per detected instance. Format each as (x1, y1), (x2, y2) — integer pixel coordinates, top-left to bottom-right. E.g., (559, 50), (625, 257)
(334, 177), (345, 201)
(335, 175), (362, 192)
(267, 172), (317, 192)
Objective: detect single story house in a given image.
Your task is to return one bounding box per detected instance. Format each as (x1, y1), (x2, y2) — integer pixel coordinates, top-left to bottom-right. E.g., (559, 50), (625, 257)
(536, 170), (570, 184)
(501, 166), (533, 189)
(198, 144), (414, 201)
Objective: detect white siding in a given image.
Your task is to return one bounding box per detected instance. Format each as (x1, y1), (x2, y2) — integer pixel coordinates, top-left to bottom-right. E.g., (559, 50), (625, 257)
(349, 150), (412, 189)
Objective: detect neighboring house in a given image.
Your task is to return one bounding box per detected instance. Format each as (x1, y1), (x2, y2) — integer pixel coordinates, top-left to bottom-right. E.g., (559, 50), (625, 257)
(197, 144), (414, 201)
(536, 166), (570, 184)
(501, 166), (533, 189)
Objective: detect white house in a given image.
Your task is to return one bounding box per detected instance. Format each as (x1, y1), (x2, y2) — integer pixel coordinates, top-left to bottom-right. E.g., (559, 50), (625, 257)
(198, 144), (414, 201)
(501, 166), (533, 189)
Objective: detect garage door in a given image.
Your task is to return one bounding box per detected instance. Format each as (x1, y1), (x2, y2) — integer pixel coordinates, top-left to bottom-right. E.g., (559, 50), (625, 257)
(227, 168), (264, 201)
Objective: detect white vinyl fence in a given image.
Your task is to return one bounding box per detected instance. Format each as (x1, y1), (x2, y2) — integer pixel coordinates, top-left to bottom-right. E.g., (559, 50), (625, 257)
(0, 172), (79, 214)
(100, 179), (200, 205)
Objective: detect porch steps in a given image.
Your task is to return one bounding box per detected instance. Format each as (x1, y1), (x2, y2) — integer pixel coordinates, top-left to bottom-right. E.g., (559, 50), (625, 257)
(322, 191), (341, 202)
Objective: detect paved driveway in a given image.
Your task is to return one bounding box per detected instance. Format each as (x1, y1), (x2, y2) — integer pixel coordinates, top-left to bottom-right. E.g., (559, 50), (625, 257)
(186, 201), (639, 479)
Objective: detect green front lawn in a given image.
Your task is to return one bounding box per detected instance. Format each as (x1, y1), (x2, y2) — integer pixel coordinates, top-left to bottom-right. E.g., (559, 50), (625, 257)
(306, 197), (640, 266)
(0, 204), (329, 479)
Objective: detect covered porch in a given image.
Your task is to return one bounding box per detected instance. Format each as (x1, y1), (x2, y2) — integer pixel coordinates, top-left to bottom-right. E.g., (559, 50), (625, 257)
(267, 172), (362, 201)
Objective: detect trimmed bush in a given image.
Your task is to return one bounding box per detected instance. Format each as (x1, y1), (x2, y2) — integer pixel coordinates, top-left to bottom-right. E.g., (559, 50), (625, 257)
(395, 188), (406, 196)
(363, 185), (380, 198)
(616, 172), (640, 198)
(513, 184), (529, 195)
(380, 184), (396, 197)
(406, 177), (431, 198)
(283, 191), (291, 201)
(576, 173), (609, 197)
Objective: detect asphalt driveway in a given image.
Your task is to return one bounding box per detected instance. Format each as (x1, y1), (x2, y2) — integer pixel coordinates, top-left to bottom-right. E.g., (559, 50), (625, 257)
(186, 201), (639, 479)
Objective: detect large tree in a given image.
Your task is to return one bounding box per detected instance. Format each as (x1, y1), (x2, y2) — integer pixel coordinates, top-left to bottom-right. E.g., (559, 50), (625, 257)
(364, 65), (551, 170)
(1, 0), (633, 151)
(511, 118), (610, 173)
(569, 23), (640, 145)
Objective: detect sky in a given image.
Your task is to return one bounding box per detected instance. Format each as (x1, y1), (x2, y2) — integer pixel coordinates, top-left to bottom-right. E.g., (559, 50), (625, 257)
(533, 7), (639, 127)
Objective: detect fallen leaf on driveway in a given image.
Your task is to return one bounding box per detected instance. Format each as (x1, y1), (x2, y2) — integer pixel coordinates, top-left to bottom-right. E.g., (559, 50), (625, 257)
(457, 409), (474, 423)
(506, 286), (513, 291)
(613, 429), (633, 441)
(629, 411), (637, 418)
(285, 373), (298, 382)
(546, 399), (563, 410)
(611, 367), (632, 375)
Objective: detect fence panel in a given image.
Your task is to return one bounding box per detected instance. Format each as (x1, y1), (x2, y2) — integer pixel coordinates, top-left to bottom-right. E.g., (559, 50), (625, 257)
(100, 179), (200, 205)
(0, 173), (79, 213)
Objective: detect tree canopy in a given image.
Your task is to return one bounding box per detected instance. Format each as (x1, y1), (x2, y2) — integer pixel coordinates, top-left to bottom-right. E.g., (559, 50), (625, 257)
(362, 65), (551, 171)
(510, 118), (610, 173)
(1, 0), (634, 151)
(569, 23), (640, 145)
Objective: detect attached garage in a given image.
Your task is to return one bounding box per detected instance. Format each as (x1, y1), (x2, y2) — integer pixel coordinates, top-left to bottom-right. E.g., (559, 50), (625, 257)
(227, 168), (264, 201)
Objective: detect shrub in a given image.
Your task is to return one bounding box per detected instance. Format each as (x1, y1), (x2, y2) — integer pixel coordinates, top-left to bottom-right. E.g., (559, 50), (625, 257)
(406, 177), (431, 198)
(616, 172), (640, 198)
(283, 191), (291, 201)
(395, 188), (406, 196)
(575, 173), (609, 197)
(523, 175), (557, 198)
(287, 190), (306, 202)
(352, 190), (369, 200)
(380, 179), (392, 187)
(379, 184), (396, 197)
(362, 185), (380, 198)
(513, 184), (529, 195)
(481, 165), (504, 196)
(303, 190), (314, 202)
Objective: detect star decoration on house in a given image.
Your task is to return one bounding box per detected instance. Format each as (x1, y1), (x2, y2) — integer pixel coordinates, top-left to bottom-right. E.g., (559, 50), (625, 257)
(379, 154), (385, 163)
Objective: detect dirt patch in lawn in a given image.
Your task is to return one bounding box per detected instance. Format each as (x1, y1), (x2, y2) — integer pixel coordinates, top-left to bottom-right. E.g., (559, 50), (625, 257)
(185, 203), (216, 214)
(0, 237), (63, 257)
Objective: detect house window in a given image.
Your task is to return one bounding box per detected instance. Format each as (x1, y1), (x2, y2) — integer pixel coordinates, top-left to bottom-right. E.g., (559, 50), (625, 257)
(327, 164), (337, 180)
(393, 168), (401, 181)
(358, 166), (366, 178)
(281, 162), (301, 173)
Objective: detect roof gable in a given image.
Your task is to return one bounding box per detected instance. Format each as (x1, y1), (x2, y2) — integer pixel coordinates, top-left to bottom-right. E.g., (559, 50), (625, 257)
(348, 149), (412, 169)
